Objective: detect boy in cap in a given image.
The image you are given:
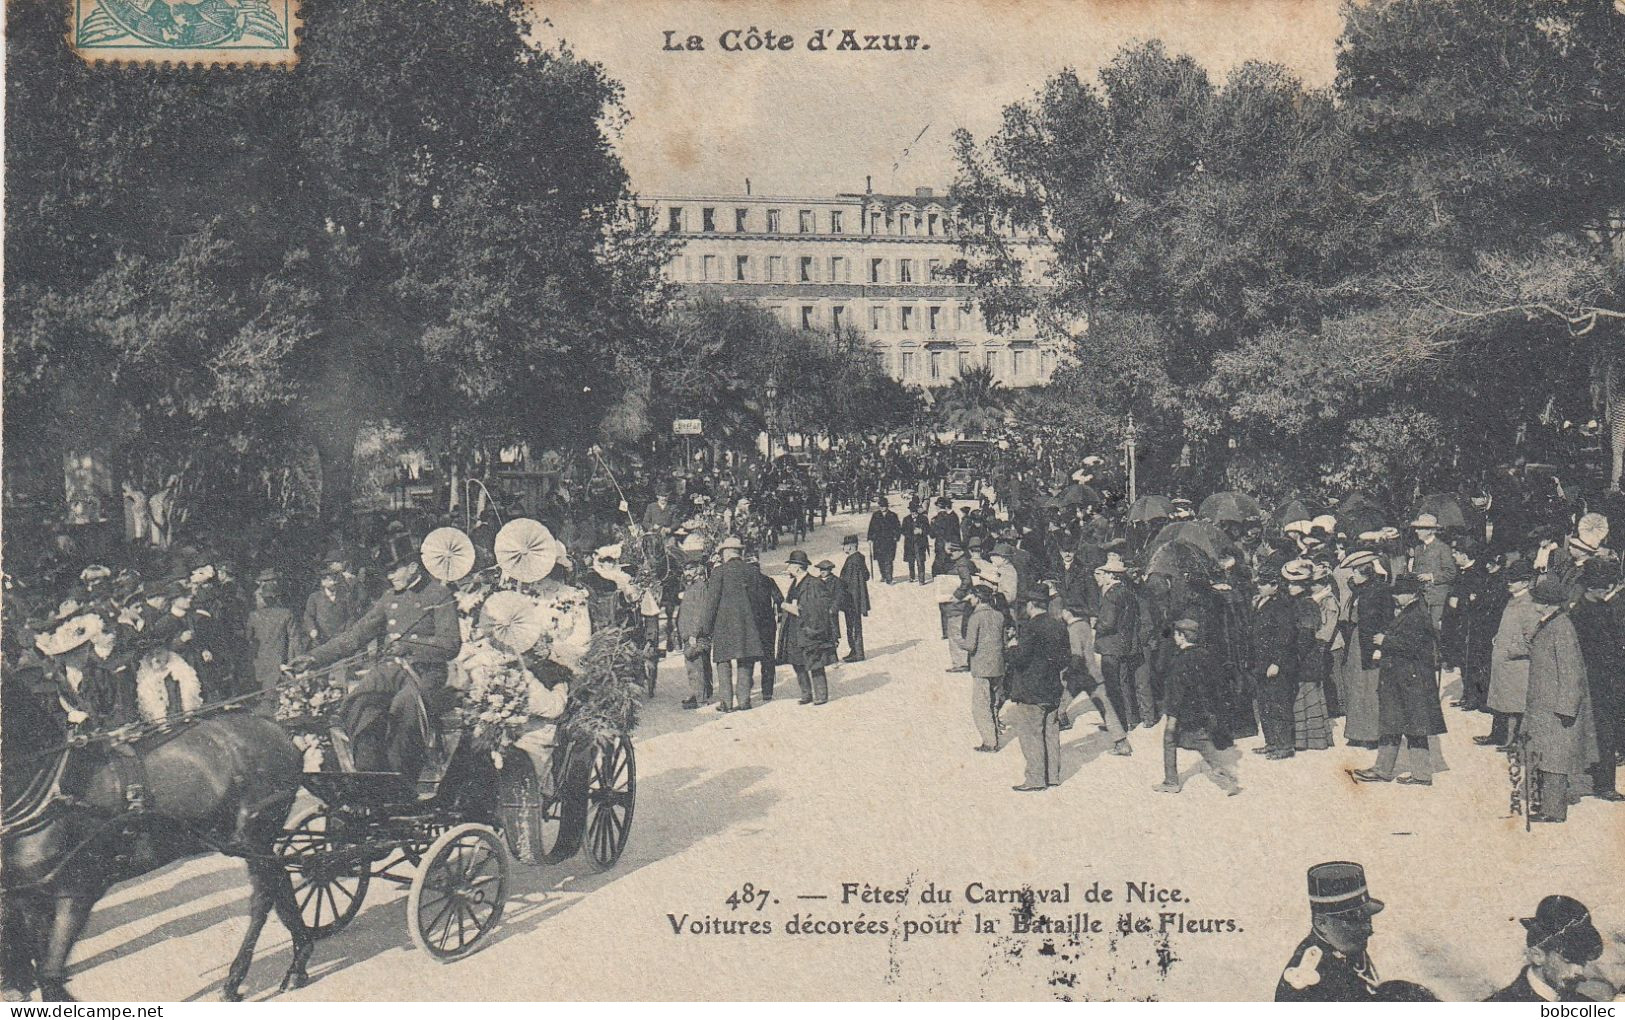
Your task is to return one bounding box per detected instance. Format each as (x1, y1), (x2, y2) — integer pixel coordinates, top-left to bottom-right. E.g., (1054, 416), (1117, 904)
(1275, 862), (1384, 1001)
(1484, 895), (1604, 1001)
(1155, 617), (1238, 794)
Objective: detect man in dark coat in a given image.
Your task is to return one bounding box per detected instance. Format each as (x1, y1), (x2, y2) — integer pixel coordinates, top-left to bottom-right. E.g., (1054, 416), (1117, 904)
(1275, 862), (1384, 1002)
(1056, 544), (1099, 620)
(1094, 552), (1141, 732)
(1005, 589), (1071, 791)
(866, 499), (901, 584)
(745, 551), (782, 701)
(781, 551), (838, 705)
(1455, 548), (1506, 713)
(293, 531), (460, 777)
(1353, 575), (1445, 786)
(838, 535), (870, 662)
(902, 500), (932, 585)
(929, 498), (961, 576)
(697, 535), (767, 712)
(1251, 560), (1299, 760)
(1484, 895), (1604, 1002)
(1570, 558), (1624, 802)
(1524, 576), (1599, 821)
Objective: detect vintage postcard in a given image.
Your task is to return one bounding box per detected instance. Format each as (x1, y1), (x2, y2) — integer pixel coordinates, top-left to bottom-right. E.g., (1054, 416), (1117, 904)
(3, 0), (1623, 1005)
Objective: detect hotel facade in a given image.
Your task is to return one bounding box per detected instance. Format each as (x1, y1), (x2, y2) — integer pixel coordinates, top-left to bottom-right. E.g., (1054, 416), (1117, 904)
(643, 185), (1063, 388)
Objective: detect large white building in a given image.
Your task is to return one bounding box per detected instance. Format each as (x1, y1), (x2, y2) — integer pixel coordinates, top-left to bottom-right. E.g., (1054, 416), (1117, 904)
(643, 184), (1062, 387)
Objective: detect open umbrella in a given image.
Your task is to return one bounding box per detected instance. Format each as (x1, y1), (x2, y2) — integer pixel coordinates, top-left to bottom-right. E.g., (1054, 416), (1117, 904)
(479, 590), (547, 654)
(1148, 521), (1239, 562)
(1059, 482), (1103, 507)
(1270, 498), (1313, 532)
(1198, 491), (1262, 524)
(1415, 493), (1468, 530)
(420, 527), (476, 583)
(494, 518), (558, 583)
(1126, 495), (1175, 524)
(1146, 539), (1217, 579)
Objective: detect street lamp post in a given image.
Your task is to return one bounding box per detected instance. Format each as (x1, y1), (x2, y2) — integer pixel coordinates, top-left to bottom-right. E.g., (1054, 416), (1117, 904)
(1124, 412), (1138, 505)
(764, 375), (779, 460)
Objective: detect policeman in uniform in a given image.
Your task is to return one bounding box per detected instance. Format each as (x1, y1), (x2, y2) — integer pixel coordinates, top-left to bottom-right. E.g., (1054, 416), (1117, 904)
(291, 530), (460, 778)
(1275, 861), (1384, 1002)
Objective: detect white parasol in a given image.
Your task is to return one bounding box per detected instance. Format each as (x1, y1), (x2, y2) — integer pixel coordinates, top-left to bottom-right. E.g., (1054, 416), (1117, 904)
(479, 590), (547, 654)
(420, 527), (477, 582)
(494, 518), (558, 583)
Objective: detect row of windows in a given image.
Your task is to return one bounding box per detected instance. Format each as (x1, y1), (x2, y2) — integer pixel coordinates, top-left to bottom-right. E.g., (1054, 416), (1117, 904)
(650, 205), (953, 238)
(889, 347), (1053, 382)
(673, 253), (963, 285)
(764, 301), (984, 334)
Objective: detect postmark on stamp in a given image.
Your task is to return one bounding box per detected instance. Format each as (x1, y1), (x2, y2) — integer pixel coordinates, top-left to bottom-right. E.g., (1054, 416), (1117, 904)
(68, 0), (300, 67)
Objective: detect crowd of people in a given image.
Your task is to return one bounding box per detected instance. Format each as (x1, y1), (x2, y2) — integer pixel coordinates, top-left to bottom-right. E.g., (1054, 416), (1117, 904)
(857, 455), (1625, 819)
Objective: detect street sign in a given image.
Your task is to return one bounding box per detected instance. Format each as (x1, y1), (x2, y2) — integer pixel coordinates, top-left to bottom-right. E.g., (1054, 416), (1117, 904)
(672, 419), (703, 436)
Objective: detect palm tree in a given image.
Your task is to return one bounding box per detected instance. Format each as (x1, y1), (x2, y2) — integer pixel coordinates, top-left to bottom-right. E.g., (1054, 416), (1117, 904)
(930, 364), (1004, 437)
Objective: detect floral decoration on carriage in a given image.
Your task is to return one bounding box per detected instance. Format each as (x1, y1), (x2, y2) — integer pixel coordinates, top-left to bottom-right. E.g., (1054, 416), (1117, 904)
(275, 518), (647, 770)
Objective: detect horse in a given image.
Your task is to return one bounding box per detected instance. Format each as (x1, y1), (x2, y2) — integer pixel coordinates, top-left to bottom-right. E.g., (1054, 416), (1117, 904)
(2, 684), (312, 1002)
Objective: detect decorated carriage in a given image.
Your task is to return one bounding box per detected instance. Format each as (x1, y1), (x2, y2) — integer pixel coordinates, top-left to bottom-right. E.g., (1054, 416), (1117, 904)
(272, 518), (642, 962)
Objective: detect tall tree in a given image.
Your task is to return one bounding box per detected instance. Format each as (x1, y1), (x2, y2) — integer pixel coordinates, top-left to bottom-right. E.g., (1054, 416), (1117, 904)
(5, 0), (665, 527)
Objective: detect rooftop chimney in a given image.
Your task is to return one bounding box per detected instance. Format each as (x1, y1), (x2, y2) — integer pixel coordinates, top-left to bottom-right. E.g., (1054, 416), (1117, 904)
(865, 175), (872, 194)
(745, 177), (752, 195)
(915, 186), (934, 198)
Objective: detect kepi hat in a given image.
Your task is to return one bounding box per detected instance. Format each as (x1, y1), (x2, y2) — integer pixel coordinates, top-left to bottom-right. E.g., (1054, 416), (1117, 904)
(1306, 861), (1384, 916)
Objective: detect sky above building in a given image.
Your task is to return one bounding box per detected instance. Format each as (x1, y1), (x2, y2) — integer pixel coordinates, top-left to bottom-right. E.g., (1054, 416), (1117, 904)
(534, 0), (1345, 198)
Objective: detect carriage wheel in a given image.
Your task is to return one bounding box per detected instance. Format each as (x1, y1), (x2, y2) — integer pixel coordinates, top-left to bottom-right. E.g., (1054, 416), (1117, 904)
(584, 736), (636, 871)
(407, 823), (508, 962)
(497, 750), (566, 865)
(274, 807), (370, 938)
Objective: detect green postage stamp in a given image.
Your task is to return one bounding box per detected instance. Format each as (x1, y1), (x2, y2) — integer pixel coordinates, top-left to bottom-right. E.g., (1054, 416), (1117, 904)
(69, 0), (299, 66)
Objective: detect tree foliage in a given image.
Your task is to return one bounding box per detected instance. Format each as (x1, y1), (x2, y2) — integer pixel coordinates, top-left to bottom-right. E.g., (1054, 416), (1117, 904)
(5, 0), (666, 525)
(951, 1), (1625, 498)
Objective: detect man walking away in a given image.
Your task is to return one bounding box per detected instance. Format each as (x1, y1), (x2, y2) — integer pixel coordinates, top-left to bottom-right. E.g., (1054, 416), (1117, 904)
(697, 535), (766, 713)
(1154, 618), (1239, 795)
(952, 585), (1006, 751)
(1005, 589), (1069, 791)
(1058, 604), (1131, 756)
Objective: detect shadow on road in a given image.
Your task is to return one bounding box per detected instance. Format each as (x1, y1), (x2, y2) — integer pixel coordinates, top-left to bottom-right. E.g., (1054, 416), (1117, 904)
(194, 764), (779, 1001)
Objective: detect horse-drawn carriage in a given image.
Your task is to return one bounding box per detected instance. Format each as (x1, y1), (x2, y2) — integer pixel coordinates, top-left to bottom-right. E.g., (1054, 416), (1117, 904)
(2, 517), (643, 1000)
(274, 720), (635, 961)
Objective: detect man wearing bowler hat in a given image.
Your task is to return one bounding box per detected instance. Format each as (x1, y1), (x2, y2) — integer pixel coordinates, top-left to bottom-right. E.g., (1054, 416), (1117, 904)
(1275, 861), (1384, 1001)
(1485, 895), (1604, 1001)
(696, 535), (766, 712)
(782, 551), (838, 704)
(903, 499), (932, 585)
